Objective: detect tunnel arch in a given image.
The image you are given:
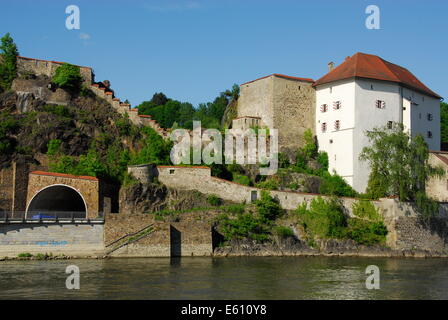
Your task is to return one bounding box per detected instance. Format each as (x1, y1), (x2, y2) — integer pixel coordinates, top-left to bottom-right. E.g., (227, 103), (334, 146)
(26, 184), (88, 219)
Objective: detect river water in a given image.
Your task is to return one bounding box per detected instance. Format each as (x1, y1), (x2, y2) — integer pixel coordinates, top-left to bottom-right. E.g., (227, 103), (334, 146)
(1, 256), (448, 300)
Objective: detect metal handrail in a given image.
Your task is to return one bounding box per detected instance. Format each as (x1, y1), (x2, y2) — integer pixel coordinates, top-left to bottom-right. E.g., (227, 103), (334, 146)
(105, 223), (154, 248)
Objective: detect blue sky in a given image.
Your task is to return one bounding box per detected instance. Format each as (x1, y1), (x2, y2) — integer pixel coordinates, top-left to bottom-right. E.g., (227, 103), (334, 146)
(1, 0), (447, 107)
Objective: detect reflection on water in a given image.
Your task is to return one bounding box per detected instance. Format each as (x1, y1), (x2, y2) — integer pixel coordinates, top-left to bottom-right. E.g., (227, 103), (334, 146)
(1, 256), (448, 299)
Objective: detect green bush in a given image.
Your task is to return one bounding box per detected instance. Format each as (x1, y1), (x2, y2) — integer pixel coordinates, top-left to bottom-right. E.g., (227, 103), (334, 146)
(255, 179), (279, 190)
(224, 204), (246, 215)
(233, 174), (251, 186)
(255, 191), (282, 222)
(52, 63), (82, 91)
(41, 105), (71, 118)
(0, 33), (19, 91)
(352, 200), (382, 221)
(217, 212), (270, 242)
(319, 171), (357, 197)
(296, 197), (347, 239)
(46, 139), (62, 156)
(18, 252), (32, 258)
(272, 226), (294, 238)
(207, 194), (222, 206)
(346, 219), (387, 245)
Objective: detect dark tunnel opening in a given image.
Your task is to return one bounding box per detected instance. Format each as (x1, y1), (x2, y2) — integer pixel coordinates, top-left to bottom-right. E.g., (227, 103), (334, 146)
(27, 185), (87, 219)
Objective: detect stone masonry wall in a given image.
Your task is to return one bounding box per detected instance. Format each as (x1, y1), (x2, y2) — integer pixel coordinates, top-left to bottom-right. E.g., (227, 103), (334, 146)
(272, 76), (316, 156)
(105, 213), (212, 257)
(26, 172), (100, 219)
(0, 223), (104, 257)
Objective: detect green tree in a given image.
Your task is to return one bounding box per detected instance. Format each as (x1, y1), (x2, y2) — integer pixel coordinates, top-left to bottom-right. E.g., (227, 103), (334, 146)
(0, 33), (19, 90)
(359, 122), (443, 219)
(52, 63), (82, 91)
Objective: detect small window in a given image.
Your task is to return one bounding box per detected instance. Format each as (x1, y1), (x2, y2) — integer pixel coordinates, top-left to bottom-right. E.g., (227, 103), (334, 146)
(321, 122), (327, 132)
(427, 113), (433, 121)
(387, 121), (393, 129)
(371, 84), (374, 90)
(334, 120), (340, 131)
(419, 113), (422, 119)
(329, 139), (333, 144)
(320, 104), (328, 113)
(333, 101), (341, 110)
(330, 87), (333, 94)
(375, 100), (386, 109)
(169, 169), (175, 174)
(427, 131), (433, 139)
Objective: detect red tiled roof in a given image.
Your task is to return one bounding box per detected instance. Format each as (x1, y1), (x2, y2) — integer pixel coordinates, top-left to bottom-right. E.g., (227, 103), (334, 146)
(30, 171), (98, 181)
(18, 56), (92, 70)
(313, 52), (441, 99)
(241, 73), (314, 86)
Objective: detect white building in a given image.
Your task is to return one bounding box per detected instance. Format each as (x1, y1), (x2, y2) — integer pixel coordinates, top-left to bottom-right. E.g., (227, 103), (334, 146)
(313, 52), (442, 193)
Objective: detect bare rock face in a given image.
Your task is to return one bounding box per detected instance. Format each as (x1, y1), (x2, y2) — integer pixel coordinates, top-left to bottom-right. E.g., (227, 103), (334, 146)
(118, 182), (213, 214)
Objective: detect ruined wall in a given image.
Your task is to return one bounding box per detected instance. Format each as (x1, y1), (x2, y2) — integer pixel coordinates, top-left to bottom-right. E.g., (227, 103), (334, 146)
(237, 76), (273, 127)
(17, 56), (93, 85)
(0, 223), (104, 257)
(26, 172), (100, 219)
(236, 75), (316, 158)
(272, 76), (315, 156)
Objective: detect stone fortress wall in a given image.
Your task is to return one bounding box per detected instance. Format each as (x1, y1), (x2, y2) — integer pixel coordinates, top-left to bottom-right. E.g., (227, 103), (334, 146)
(128, 164), (448, 253)
(234, 74), (316, 157)
(16, 56), (168, 138)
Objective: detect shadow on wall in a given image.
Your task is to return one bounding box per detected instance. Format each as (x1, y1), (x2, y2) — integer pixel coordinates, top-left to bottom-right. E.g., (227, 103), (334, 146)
(170, 225), (182, 257)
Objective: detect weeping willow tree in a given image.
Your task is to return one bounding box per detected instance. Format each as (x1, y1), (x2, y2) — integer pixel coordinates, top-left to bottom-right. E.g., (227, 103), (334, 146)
(359, 122), (444, 220)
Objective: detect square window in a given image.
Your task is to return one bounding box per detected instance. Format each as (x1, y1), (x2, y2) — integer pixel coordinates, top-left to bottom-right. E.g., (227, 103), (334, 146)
(169, 169), (175, 174)
(334, 120), (340, 131)
(387, 121), (393, 129)
(376, 100), (385, 109)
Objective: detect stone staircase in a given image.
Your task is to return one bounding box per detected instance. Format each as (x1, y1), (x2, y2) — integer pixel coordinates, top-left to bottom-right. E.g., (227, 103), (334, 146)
(89, 83), (169, 139)
(104, 223), (154, 256)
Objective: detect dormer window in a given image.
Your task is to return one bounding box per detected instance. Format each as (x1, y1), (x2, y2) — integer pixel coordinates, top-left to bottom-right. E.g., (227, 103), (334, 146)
(375, 100), (386, 109)
(320, 104), (328, 112)
(333, 101), (341, 110)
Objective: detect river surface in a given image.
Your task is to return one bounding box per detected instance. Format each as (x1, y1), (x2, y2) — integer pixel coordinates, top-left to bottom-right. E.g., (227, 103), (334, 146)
(1, 256), (448, 299)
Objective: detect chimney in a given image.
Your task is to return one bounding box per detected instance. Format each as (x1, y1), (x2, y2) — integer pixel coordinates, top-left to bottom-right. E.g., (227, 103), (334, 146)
(328, 62), (335, 72)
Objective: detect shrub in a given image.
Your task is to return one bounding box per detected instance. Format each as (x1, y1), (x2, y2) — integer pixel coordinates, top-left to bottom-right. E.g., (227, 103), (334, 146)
(52, 63), (82, 91)
(255, 178), (279, 190)
(224, 204), (246, 215)
(316, 151), (329, 171)
(352, 200), (382, 222)
(346, 219), (387, 245)
(18, 253), (32, 258)
(319, 171), (357, 197)
(296, 197), (347, 239)
(217, 212), (270, 243)
(233, 174), (251, 186)
(46, 139), (62, 156)
(272, 226), (294, 238)
(207, 194), (222, 206)
(255, 191), (282, 222)
(0, 33), (19, 90)
(41, 105), (71, 118)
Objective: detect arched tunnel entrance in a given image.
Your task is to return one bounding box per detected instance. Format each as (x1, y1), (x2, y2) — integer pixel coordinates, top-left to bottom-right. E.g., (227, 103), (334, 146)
(26, 185), (87, 219)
